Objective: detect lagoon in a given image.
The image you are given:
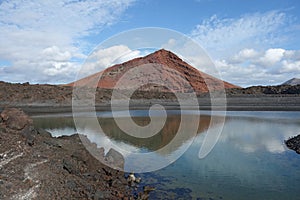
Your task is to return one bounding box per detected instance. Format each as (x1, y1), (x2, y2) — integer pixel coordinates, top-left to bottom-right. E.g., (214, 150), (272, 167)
(33, 111), (300, 200)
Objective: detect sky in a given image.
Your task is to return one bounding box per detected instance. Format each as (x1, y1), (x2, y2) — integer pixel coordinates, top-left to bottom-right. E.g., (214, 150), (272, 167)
(0, 0), (300, 87)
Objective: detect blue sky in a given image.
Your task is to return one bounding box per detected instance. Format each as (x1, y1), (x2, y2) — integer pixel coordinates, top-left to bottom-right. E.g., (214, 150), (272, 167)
(0, 0), (300, 87)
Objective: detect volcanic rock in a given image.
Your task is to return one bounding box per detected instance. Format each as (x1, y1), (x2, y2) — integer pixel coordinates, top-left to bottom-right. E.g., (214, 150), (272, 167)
(105, 148), (125, 170)
(285, 134), (300, 154)
(0, 107), (33, 130)
(0, 108), (131, 199)
(69, 49), (239, 93)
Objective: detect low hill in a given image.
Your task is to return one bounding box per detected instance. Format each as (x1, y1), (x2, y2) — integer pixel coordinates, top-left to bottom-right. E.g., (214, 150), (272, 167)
(225, 84), (300, 96)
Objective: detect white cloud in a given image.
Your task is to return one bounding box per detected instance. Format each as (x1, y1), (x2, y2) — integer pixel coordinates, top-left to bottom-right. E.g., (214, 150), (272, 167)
(41, 46), (72, 62)
(215, 48), (300, 86)
(231, 48), (259, 63)
(257, 48), (285, 67)
(215, 59), (268, 86)
(0, 0), (135, 83)
(283, 49), (300, 60)
(191, 11), (288, 58)
(190, 10), (300, 86)
(80, 45), (142, 78)
(281, 60), (300, 73)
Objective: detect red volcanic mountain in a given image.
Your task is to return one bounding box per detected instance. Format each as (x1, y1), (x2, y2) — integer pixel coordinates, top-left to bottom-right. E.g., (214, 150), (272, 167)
(69, 49), (239, 93)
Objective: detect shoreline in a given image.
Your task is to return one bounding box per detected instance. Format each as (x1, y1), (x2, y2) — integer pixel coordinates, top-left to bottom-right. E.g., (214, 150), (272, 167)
(1, 106), (300, 116)
(2, 104), (300, 115)
(1, 80), (300, 113)
(2, 96), (300, 114)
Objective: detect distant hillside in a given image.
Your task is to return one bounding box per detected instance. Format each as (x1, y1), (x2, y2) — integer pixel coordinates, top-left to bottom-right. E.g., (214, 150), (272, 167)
(225, 84), (300, 96)
(281, 78), (300, 86)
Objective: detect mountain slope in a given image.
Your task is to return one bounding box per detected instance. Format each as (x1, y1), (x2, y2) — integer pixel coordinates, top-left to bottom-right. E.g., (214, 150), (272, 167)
(282, 78), (300, 86)
(70, 49), (240, 93)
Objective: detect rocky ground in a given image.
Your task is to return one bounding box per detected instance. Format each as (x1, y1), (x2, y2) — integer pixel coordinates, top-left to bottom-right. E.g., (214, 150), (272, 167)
(0, 107), (148, 199)
(0, 81), (177, 108)
(1, 81), (300, 113)
(285, 134), (300, 154)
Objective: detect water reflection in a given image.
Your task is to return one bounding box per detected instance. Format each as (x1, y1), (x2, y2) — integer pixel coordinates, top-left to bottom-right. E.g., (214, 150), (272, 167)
(33, 111), (300, 199)
(33, 112), (299, 156)
(34, 114), (215, 152)
(220, 117), (299, 154)
(33, 116), (76, 137)
(154, 114), (300, 199)
(34, 113), (216, 172)
(98, 115), (213, 151)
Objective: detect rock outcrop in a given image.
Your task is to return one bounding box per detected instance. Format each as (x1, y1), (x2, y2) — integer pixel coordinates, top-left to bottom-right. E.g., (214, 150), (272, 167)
(0, 108), (131, 199)
(285, 134), (300, 154)
(0, 107), (33, 130)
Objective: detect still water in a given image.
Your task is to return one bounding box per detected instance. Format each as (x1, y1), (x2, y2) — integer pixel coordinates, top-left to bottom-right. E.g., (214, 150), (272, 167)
(33, 111), (300, 200)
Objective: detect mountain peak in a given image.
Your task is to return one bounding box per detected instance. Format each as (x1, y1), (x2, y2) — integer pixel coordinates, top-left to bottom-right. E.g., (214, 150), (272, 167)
(282, 78), (300, 86)
(144, 49), (183, 63)
(149, 49), (175, 56)
(152, 48), (171, 54)
(70, 50), (240, 93)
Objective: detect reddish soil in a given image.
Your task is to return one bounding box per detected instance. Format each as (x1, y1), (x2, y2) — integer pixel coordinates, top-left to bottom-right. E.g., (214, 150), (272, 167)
(68, 49), (240, 93)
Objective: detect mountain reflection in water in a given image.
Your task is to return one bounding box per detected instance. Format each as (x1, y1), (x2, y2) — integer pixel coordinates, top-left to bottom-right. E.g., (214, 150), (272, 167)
(34, 113), (218, 153)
